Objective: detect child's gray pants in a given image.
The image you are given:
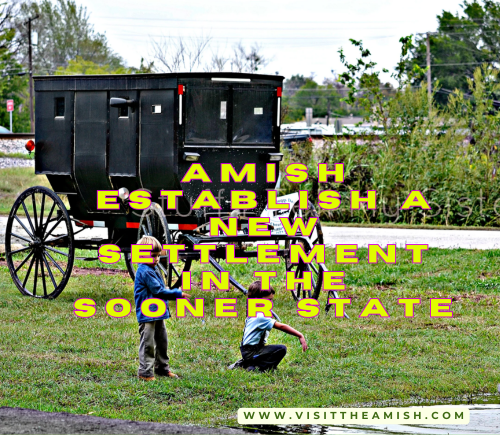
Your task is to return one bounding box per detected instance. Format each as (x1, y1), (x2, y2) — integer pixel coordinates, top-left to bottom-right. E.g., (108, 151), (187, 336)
(138, 320), (169, 378)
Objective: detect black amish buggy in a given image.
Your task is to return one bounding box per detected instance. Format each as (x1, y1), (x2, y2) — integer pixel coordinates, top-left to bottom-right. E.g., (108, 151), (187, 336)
(5, 72), (341, 309)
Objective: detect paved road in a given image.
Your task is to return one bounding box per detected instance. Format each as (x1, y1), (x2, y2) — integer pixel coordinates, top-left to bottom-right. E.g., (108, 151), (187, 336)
(1, 404), (500, 435)
(0, 216), (107, 248)
(0, 407), (247, 434)
(321, 226), (500, 249)
(2, 216), (500, 250)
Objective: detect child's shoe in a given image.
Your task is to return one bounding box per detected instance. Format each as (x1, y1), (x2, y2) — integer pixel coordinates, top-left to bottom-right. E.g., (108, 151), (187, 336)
(228, 358), (245, 370)
(155, 368), (179, 378)
(138, 375), (155, 381)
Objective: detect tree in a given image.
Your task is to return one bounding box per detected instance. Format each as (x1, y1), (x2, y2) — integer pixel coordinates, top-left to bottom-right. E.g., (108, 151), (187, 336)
(229, 42), (269, 73)
(152, 36), (270, 73)
(152, 36), (212, 73)
(283, 74), (307, 97)
(0, 2), (30, 131)
(15, 0), (126, 75)
(55, 56), (132, 75)
(407, 0), (500, 105)
(282, 75), (360, 123)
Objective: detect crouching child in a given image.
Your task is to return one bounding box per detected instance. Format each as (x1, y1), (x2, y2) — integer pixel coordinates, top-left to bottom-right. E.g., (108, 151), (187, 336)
(134, 235), (190, 381)
(240, 281), (308, 372)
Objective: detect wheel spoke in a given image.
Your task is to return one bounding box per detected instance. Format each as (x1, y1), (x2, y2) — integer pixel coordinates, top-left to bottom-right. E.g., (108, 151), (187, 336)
(10, 232), (32, 244)
(141, 224), (150, 236)
(146, 215), (152, 236)
(22, 255), (36, 288)
(171, 264), (181, 278)
(14, 215), (34, 240)
(31, 193), (39, 232)
(309, 262), (319, 275)
(157, 262), (168, 277)
(15, 250), (34, 273)
(310, 274), (317, 293)
(21, 200), (36, 235)
(44, 250), (66, 275)
(33, 256), (39, 296)
(43, 215), (64, 241)
(39, 193), (45, 231)
(40, 257), (48, 297)
(44, 246), (69, 257)
(42, 253), (57, 289)
(41, 202), (56, 235)
(10, 246), (32, 256)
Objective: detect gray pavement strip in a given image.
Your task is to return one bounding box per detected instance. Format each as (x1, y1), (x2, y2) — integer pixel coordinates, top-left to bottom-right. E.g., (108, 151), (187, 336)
(2, 216), (500, 250)
(321, 226), (500, 250)
(3, 405), (499, 435)
(0, 407), (249, 435)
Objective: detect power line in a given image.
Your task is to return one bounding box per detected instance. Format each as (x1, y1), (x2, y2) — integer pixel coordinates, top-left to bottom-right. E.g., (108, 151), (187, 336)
(110, 33), (397, 41)
(103, 23), (402, 31)
(95, 16), (418, 24)
(418, 61), (498, 67)
(283, 87), (400, 91)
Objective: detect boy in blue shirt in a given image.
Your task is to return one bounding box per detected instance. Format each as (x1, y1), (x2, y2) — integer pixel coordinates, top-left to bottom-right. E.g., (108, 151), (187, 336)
(239, 281), (308, 372)
(134, 235), (190, 381)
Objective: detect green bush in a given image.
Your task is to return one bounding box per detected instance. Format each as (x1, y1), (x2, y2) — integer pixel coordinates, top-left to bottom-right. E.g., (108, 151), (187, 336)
(279, 39), (500, 227)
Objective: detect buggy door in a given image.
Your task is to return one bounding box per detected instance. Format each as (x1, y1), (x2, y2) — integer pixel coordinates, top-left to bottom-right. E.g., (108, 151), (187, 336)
(74, 91), (114, 212)
(139, 90), (176, 200)
(232, 87), (275, 145)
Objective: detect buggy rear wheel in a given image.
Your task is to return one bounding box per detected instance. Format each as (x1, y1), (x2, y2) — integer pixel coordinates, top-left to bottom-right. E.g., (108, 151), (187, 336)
(5, 186), (74, 299)
(124, 203), (192, 287)
(284, 200), (324, 301)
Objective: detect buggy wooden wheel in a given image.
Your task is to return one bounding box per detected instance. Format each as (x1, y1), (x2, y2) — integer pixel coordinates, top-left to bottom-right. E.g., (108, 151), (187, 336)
(5, 186), (74, 299)
(124, 203), (191, 287)
(284, 200), (324, 301)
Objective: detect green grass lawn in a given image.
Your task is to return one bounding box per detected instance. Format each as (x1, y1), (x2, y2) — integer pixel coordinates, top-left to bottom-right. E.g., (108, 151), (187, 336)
(0, 247), (499, 428)
(0, 151), (34, 160)
(0, 167), (50, 215)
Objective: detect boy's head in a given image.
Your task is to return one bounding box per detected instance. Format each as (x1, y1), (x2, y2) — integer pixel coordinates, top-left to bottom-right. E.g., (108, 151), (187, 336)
(247, 280), (275, 300)
(137, 235), (162, 266)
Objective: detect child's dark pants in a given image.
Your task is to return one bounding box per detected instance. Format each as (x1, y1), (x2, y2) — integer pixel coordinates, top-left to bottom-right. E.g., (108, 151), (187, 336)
(138, 320), (169, 378)
(240, 344), (287, 371)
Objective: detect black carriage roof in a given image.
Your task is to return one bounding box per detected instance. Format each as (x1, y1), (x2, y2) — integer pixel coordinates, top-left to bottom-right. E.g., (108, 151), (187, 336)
(34, 72), (284, 91)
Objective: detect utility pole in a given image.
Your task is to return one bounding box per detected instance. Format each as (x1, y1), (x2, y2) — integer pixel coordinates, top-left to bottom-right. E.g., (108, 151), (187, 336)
(326, 98), (330, 126)
(24, 15), (39, 133)
(426, 32), (432, 117)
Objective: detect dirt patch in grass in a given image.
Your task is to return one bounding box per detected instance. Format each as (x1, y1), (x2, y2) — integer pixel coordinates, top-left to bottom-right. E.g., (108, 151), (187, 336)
(478, 271), (500, 279)
(423, 323), (459, 330)
(451, 293), (498, 303)
(412, 268), (452, 278)
(374, 284), (395, 291)
(70, 267), (129, 277)
(0, 257), (129, 278)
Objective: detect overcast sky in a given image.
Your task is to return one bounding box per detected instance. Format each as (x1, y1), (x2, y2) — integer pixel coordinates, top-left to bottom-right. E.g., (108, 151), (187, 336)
(79, 0), (465, 84)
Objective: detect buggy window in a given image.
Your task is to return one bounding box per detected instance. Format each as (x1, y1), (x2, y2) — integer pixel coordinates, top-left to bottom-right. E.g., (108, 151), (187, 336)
(232, 89), (274, 144)
(55, 97), (65, 117)
(185, 88), (228, 144)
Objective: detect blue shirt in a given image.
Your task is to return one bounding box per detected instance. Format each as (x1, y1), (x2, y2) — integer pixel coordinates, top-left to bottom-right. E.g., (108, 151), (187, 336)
(134, 263), (182, 323)
(241, 313), (276, 346)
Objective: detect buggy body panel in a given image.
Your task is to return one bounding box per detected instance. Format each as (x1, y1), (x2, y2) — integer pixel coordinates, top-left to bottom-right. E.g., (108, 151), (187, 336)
(33, 72), (283, 233)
